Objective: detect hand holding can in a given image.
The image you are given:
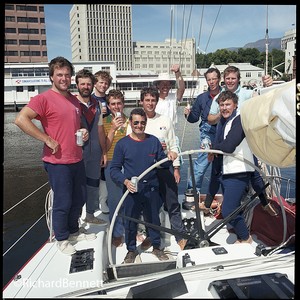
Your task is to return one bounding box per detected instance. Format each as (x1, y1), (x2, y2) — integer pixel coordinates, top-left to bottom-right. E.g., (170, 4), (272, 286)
(101, 102), (107, 114)
(75, 129), (84, 146)
(131, 176), (138, 193)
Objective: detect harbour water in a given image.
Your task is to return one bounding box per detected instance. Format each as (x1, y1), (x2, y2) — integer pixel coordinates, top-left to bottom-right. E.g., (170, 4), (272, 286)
(2, 107), (296, 287)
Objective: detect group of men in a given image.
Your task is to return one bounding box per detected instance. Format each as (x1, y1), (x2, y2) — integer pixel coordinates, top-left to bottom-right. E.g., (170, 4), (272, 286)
(14, 57), (188, 262)
(15, 56), (277, 261)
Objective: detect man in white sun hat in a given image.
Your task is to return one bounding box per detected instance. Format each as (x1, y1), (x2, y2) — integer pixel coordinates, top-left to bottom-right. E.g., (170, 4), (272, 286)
(153, 64), (185, 129)
(153, 65), (185, 183)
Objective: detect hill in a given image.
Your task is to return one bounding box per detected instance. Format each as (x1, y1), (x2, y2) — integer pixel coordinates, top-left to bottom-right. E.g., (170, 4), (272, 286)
(227, 38), (281, 52)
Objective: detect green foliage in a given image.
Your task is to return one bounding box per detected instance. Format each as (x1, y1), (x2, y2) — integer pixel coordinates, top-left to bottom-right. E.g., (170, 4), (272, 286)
(196, 48), (285, 71)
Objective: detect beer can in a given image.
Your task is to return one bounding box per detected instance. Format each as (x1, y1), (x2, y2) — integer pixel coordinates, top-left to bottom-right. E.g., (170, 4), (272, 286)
(116, 112), (121, 118)
(76, 130), (84, 146)
(131, 176), (138, 192)
(101, 101), (106, 107)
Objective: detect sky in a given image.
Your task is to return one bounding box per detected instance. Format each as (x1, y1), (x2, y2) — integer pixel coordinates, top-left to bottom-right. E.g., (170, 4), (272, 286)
(44, 4), (296, 62)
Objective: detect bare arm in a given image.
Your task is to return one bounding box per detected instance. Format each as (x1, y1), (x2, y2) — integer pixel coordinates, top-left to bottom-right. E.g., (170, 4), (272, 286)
(105, 117), (122, 152)
(15, 107), (59, 154)
(171, 64), (185, 101)
(207, 112), (221, 125)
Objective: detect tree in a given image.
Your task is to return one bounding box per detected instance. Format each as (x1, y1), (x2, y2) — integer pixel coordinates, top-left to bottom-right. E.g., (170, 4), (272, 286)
(195, 48), (285, 75)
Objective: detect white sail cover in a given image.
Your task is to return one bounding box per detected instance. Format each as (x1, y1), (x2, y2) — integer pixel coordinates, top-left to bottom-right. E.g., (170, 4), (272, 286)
(240, 80), (296, 168)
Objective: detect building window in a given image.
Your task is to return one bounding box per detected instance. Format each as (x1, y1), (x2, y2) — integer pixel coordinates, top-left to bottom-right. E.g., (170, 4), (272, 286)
(245, 72), (251, 78)
(5, 39), (18, 45)
(5, 4), (14, 10)
(16, 5), (37, 12)
(5, 28), (17, 33)
(28, 86), (35, 92)
(5, 16), (15, 21)
(16, 86), (24, 92)
(19, 40), (40, 45)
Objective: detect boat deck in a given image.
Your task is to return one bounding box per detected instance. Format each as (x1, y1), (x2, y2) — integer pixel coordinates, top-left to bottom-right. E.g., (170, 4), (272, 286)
(3, 193), (295, 299)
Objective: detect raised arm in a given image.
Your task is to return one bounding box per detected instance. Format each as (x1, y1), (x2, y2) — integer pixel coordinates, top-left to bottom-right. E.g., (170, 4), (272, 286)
(171, 64), (185, 101)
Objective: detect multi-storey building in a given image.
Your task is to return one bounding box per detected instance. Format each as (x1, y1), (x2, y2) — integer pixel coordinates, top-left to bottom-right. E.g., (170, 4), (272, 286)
(4, 4), (48, 63)
(70, 4), (133, 71)
(133, 38), (196, 76)
(281, 28), (296, 79)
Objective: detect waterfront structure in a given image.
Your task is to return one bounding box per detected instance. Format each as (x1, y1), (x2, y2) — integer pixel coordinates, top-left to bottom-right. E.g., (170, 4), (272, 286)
(70, 4), (133, 71)
(4, 62), (267, 109)
(4, 62), (206, 110)
(4, 62), (117, 109)
(4, 4), (48, 63)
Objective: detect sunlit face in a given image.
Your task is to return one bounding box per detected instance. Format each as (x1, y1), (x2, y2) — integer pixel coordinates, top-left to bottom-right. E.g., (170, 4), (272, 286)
(219, 98), (237, 119)
(224, 72), (239, 92)
(157, 80), (172, 95)
(107, 97), (124, 116)
(51, 66), (72, 92)
(141, 93), (157, 114)
(76, 77), (94, 98)
(130, 114), (147, 135)
(94, 77), (110, 94)
(205, 71), (220, 93)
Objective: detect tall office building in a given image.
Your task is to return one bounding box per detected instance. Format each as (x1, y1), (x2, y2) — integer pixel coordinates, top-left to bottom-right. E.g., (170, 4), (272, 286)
(70, 4), (133, 70)
(4, 4), (48, 63)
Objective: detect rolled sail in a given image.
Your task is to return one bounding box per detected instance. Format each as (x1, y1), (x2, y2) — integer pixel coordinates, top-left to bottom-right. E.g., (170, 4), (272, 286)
(240, 79), (296, 168)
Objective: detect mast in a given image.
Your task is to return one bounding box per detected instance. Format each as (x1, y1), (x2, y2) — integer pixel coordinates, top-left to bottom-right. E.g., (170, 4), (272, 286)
(265, 5), (269, 75)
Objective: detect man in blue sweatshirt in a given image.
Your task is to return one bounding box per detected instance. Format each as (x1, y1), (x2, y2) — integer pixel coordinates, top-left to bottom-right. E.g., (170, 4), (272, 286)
(110, 108), (178, 263)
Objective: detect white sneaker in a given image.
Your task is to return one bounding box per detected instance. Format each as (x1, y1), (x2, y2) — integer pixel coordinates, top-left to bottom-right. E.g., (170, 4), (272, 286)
(57, 240), (76, 255)
(68, 231), (96, 242)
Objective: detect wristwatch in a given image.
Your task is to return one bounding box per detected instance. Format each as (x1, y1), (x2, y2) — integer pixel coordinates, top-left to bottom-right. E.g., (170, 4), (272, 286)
(173, 166), (180, 170)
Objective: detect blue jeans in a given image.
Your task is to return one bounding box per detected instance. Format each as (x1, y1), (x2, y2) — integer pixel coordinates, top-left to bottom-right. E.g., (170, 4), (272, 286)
(104, 161), (125, 238)
(44, 161), (86, 241)
(221, 172), (251, 240)
(187, 124), (216, 192)
(157, 168), (186, 242)
(125, 184), (162, 251)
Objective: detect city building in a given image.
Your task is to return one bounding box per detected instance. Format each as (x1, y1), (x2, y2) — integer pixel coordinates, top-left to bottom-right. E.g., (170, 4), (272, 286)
(4, 4), (48, 63)
(281, 28), (296, 80)
(70, 4), (133, 71)
(133, 38), (196, 76)
(4, 61), (117, 110)
(4, 62), (203, 110)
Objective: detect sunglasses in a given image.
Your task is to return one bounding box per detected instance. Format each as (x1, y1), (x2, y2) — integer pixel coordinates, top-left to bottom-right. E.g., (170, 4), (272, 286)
(132, 120), (146, 126)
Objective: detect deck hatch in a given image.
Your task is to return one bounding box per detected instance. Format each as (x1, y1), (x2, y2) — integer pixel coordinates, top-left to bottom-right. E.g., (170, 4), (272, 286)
(208, 272), (294, 299)
(69, 248), (94, 273)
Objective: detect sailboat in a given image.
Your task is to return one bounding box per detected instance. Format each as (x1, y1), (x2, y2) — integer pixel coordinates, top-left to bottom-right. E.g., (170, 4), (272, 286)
(3, 5), (296, 298)
(3, 79), (296, 298)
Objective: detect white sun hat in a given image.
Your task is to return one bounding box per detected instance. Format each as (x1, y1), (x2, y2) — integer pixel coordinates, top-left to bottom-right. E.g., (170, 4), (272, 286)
(153, 72), (176, 85)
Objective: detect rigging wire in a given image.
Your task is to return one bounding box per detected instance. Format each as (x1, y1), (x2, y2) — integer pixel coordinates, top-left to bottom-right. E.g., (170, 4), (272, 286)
(3, 214), (46, 256)
(3, 181), (49, 215)
(197, 5), (205, 56)
(265, 5), (269, 75)
(204, 5), (222, 54)
(168, 5), (174, 72)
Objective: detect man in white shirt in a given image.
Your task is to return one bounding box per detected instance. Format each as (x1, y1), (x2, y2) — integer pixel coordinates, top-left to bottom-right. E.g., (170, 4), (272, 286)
(153, 64), (185, 129)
